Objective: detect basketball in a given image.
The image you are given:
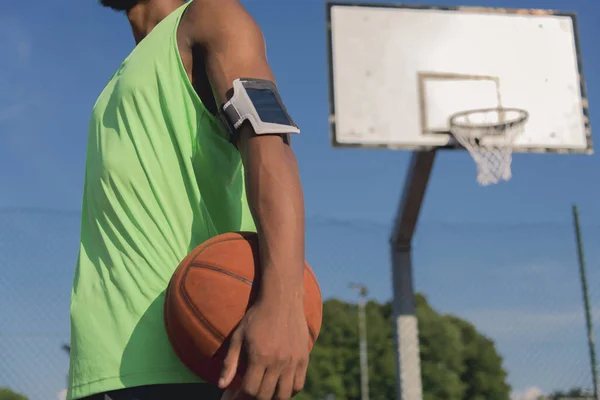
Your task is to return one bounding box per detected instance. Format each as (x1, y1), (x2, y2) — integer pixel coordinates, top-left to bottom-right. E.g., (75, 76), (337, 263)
(164, 231), (323, 386)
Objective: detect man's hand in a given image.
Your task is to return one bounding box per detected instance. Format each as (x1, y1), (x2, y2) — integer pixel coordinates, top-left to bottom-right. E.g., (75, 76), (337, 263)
(218, 297), (309, 400)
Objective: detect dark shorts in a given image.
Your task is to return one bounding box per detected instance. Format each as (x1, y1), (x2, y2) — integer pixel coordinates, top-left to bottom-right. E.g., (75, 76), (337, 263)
(81, 383), (223, 400)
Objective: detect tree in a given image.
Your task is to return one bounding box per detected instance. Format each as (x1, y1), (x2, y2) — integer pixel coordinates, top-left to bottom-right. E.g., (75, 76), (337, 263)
(0, 388), (28, 400)
(547, 387), (594, 399)
(447, 316), (510, 400)
(301, 293), (511, 400)
(297, 299), (360, 400)
(415, 295), (466, 400)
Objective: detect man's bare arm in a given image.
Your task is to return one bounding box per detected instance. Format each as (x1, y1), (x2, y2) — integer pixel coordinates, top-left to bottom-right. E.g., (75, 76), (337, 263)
(180, 1), (308, 398)
(182, 0), (304, 306)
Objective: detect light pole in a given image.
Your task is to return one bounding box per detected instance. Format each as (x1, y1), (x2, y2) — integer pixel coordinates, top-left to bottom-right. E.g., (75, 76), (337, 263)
(350, 283), (370, 400)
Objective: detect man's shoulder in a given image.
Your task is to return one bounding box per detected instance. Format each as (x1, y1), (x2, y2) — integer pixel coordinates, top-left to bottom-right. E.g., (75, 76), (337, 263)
(179, 0), (260, 48)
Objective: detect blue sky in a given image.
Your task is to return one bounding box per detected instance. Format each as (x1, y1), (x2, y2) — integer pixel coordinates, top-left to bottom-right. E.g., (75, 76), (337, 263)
(1, 0), (599, 399)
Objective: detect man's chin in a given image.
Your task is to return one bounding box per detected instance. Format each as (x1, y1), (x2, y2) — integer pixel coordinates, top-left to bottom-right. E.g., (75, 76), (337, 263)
(99, 0), (140, 12)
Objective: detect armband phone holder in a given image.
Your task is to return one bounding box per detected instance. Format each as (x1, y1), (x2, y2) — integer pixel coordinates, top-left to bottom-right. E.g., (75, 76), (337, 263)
(219, 78), (300, 145)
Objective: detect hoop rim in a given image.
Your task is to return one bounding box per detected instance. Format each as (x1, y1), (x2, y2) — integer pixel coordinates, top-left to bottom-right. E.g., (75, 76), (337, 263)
(449, 107), (529, 132)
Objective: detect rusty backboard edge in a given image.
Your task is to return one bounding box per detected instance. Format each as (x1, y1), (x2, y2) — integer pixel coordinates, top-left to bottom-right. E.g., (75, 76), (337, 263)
(325, 3), (338, 149)
(327, 127), (594, 155)
(570, 12), (594, 152)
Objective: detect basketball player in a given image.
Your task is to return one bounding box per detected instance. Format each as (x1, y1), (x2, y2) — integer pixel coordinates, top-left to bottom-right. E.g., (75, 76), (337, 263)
(67, 1), (309, 399)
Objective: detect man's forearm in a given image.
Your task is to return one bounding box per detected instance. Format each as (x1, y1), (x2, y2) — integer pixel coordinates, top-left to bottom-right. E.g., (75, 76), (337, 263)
(239, 128), (306, 304)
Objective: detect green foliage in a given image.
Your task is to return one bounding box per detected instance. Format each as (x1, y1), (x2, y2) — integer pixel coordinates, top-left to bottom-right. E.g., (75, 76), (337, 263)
(548, 387), (593, 399)
(447, 316), (510, 400)
(0, 388), (28, 400)
(302, 294), (511, 400)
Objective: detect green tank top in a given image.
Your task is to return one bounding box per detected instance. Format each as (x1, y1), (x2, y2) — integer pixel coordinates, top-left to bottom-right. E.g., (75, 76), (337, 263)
(67, 3), (256, 398)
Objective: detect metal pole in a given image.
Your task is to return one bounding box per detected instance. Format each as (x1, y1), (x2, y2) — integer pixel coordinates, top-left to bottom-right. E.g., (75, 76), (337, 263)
(390, 150), (436, 400)
(350, 283), (370, 400)
(572, 205), (599, 400)
(390, 247), (422, 400)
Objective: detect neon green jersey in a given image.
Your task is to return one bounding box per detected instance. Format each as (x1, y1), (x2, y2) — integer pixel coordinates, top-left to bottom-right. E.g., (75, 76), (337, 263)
(67, 3), (256, 398)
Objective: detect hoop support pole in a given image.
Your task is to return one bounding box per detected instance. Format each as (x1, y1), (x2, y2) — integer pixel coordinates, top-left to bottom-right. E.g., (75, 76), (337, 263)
(390, 150), (436, 400)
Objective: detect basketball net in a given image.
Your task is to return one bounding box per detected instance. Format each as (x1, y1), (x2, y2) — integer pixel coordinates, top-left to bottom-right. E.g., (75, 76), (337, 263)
(449, 108), (529, 186)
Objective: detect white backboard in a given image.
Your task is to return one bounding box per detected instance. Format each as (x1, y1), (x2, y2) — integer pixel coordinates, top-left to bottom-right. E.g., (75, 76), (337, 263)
(327, 3), (592, 154)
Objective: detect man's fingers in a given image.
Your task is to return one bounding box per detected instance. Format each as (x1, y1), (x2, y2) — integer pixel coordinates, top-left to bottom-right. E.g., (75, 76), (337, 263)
(292, 358), (309, 395)
(274, 363), (297, 400)
(256, 365), (283, 400)
(220, 330), (243, 388)
(237, 363), (265, 399)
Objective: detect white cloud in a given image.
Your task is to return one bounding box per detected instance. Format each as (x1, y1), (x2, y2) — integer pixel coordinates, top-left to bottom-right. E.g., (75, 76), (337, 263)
(0, 97), (40, 123)
(57, 389), (67, 400)
(0, 17), (38, 125)
(511, 386), (545, 400)
(16, 38), (32, 63)
(0, 16), (32, 64)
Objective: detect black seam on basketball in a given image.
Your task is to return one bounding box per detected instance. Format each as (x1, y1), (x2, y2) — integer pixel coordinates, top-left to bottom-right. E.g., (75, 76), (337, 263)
(180, 267), (226, 341)
(178, 261), (253, 342)
(195, 232), (322, 300)
(189, 262), (253, 285)
(164, 284), (200, 376)
(163, 286), (200, 377)
(177, 232), (319, 343)
(177, 232), (258, 340)
(183, 232), (259, 267)
(181, 263), (318, 343)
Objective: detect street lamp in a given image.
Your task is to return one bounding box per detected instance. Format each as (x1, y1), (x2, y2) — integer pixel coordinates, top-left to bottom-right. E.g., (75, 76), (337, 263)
(350, 283), (370, 400)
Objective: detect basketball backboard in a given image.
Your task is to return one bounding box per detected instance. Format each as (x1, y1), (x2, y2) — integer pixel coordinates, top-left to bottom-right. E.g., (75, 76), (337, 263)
(326, 2), (592, 154)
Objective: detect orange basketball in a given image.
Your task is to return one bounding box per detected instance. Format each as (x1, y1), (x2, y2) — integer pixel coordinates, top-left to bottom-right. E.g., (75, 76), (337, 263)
(164, 232), (323, 386)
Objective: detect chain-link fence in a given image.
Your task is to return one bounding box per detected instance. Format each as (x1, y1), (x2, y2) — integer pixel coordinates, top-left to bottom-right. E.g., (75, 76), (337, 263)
(1, 208), (599, 400)
(0, 208), (77, 400)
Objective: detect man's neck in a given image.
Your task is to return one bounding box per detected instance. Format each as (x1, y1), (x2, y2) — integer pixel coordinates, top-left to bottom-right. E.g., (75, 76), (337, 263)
(127, 0), (186, 44)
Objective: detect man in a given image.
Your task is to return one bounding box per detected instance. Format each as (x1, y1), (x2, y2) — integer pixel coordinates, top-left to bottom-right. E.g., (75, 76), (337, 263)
(67, 1), (309, 399)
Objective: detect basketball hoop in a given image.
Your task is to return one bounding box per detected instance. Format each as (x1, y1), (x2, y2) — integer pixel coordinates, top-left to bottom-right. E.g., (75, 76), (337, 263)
(449, 107), (529, 186)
